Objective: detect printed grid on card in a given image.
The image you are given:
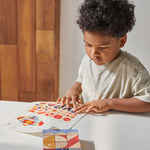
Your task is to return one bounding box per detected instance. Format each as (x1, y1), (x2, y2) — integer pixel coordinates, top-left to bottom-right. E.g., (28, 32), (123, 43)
(11, 101), (86, 133)
(28, 102), (77, 122)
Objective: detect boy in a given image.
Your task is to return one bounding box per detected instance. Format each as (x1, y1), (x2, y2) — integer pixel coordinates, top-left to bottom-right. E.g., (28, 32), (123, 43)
(57, 0), (150, 113)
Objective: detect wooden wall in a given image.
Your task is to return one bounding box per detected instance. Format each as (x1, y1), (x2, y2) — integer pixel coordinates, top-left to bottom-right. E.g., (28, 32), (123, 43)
(0, 0), (60, 102)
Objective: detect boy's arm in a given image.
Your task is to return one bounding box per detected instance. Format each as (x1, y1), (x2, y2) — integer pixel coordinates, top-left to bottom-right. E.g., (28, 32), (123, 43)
(57, 82), (82, 108)
(110, 98), (150, 113)
(69, 81), (82, 95)
(75, 98), (150, 113)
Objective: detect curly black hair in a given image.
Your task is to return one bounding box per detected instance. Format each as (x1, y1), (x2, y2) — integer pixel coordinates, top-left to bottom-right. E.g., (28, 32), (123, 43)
(77, 0), (136, 37)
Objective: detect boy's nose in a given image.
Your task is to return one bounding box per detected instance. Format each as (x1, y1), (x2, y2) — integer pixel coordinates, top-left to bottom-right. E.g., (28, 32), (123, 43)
(91, 47), (99, 55)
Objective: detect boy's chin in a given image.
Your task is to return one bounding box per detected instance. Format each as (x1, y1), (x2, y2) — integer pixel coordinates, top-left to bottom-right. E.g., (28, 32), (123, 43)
(92, 60), (106, 66)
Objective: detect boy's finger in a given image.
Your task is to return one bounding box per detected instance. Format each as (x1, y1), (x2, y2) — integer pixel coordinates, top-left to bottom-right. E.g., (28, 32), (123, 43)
(56, 97), (61, 104)
(61, 97), (66, 106)
(66, 97), (71, 108)
(86, 106), (95, 112)
(72, 96), (77, 108)
(77, 98), (81, 104)
(75, 106), (87, 114)
(86, 106), (100, 113)
(74, 104), (84, 111)
(74, 104), (87, 113)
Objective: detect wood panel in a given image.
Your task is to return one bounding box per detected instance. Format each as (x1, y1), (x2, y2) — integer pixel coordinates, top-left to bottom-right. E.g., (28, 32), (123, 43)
(36, 0), (55, 30)
(54, 0), (60, 98)
(36, 30), (55, 101)
(17, 0), (36, 94)
(0, 45), (18, 100)
(19, 91), (35, 102)
(0, 0), (17, 44)
(36, 0), (60, 101)
(0, 0), (60, 102)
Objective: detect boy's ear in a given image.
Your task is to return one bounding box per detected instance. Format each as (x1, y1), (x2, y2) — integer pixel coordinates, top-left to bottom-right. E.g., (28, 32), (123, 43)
(119, 35), (127, 48)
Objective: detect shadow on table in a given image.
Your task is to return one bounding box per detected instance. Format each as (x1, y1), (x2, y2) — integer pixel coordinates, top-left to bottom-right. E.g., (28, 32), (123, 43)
(90, 110), (150, 118)
(27, 132), (43, 137)
(80, 140), (95, 150)
(0, 143), (41, 150)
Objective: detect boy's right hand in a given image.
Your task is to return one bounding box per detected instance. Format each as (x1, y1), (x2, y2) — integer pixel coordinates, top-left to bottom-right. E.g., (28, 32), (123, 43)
(56, 94), (81, 108)
(56, 82), (82, 108)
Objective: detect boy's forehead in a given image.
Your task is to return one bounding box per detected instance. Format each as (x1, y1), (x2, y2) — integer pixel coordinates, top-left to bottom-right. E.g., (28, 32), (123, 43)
(83, 31), (117, 45)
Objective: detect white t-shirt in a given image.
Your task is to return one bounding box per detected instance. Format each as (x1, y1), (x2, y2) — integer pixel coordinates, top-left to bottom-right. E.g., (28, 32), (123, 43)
(76, 50), (150, 103)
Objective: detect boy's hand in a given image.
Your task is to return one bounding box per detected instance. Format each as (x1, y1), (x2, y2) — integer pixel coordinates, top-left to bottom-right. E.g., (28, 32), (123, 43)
(56, 94), (81, 108)
(56, 82), (82, 108)
(74, 99), (112, 113)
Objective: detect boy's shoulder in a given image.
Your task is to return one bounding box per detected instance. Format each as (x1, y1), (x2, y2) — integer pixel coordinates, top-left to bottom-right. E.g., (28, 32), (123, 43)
(119, 50), (149, 76)
(80, 51), (149, 77)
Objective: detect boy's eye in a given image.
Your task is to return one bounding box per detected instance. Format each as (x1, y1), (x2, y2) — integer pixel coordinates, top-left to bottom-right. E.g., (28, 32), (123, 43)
(85, 44), (108, 50)
(98, 47), (108, 50)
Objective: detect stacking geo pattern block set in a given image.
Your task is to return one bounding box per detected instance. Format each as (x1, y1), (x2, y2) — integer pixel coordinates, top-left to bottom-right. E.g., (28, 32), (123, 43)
(43, 129), (81, 150)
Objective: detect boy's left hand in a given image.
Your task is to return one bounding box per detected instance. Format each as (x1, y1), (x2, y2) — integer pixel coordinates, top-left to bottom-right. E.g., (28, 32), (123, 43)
(74, 99), (112, 113)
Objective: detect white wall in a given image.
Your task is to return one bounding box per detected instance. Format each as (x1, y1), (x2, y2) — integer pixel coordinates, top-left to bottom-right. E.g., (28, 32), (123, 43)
(124, 0), (150, 72)
(59, 0), (150, 97)
(59, 0), (85, 97)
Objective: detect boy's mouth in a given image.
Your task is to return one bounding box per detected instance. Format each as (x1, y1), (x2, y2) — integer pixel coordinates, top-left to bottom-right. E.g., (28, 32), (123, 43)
(91, 57), (102, 63)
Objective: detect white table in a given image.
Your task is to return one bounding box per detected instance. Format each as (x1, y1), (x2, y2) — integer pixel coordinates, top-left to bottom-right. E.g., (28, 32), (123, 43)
(0, 101), (150, 150)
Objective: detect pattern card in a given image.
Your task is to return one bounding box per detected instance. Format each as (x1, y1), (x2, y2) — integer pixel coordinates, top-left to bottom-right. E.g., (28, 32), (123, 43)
(17, 116), (44, 126)
(28, 102), (77, 122)
(8, 101), (86, 133)
(43, 129), (81, 150)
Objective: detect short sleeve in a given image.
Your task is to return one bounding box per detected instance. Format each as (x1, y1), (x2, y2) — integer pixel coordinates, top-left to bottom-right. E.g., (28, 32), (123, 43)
(133, 69), (150, 103)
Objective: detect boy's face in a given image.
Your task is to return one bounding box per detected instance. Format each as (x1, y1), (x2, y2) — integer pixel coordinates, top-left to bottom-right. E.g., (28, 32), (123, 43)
(83, 31), (126, 66)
